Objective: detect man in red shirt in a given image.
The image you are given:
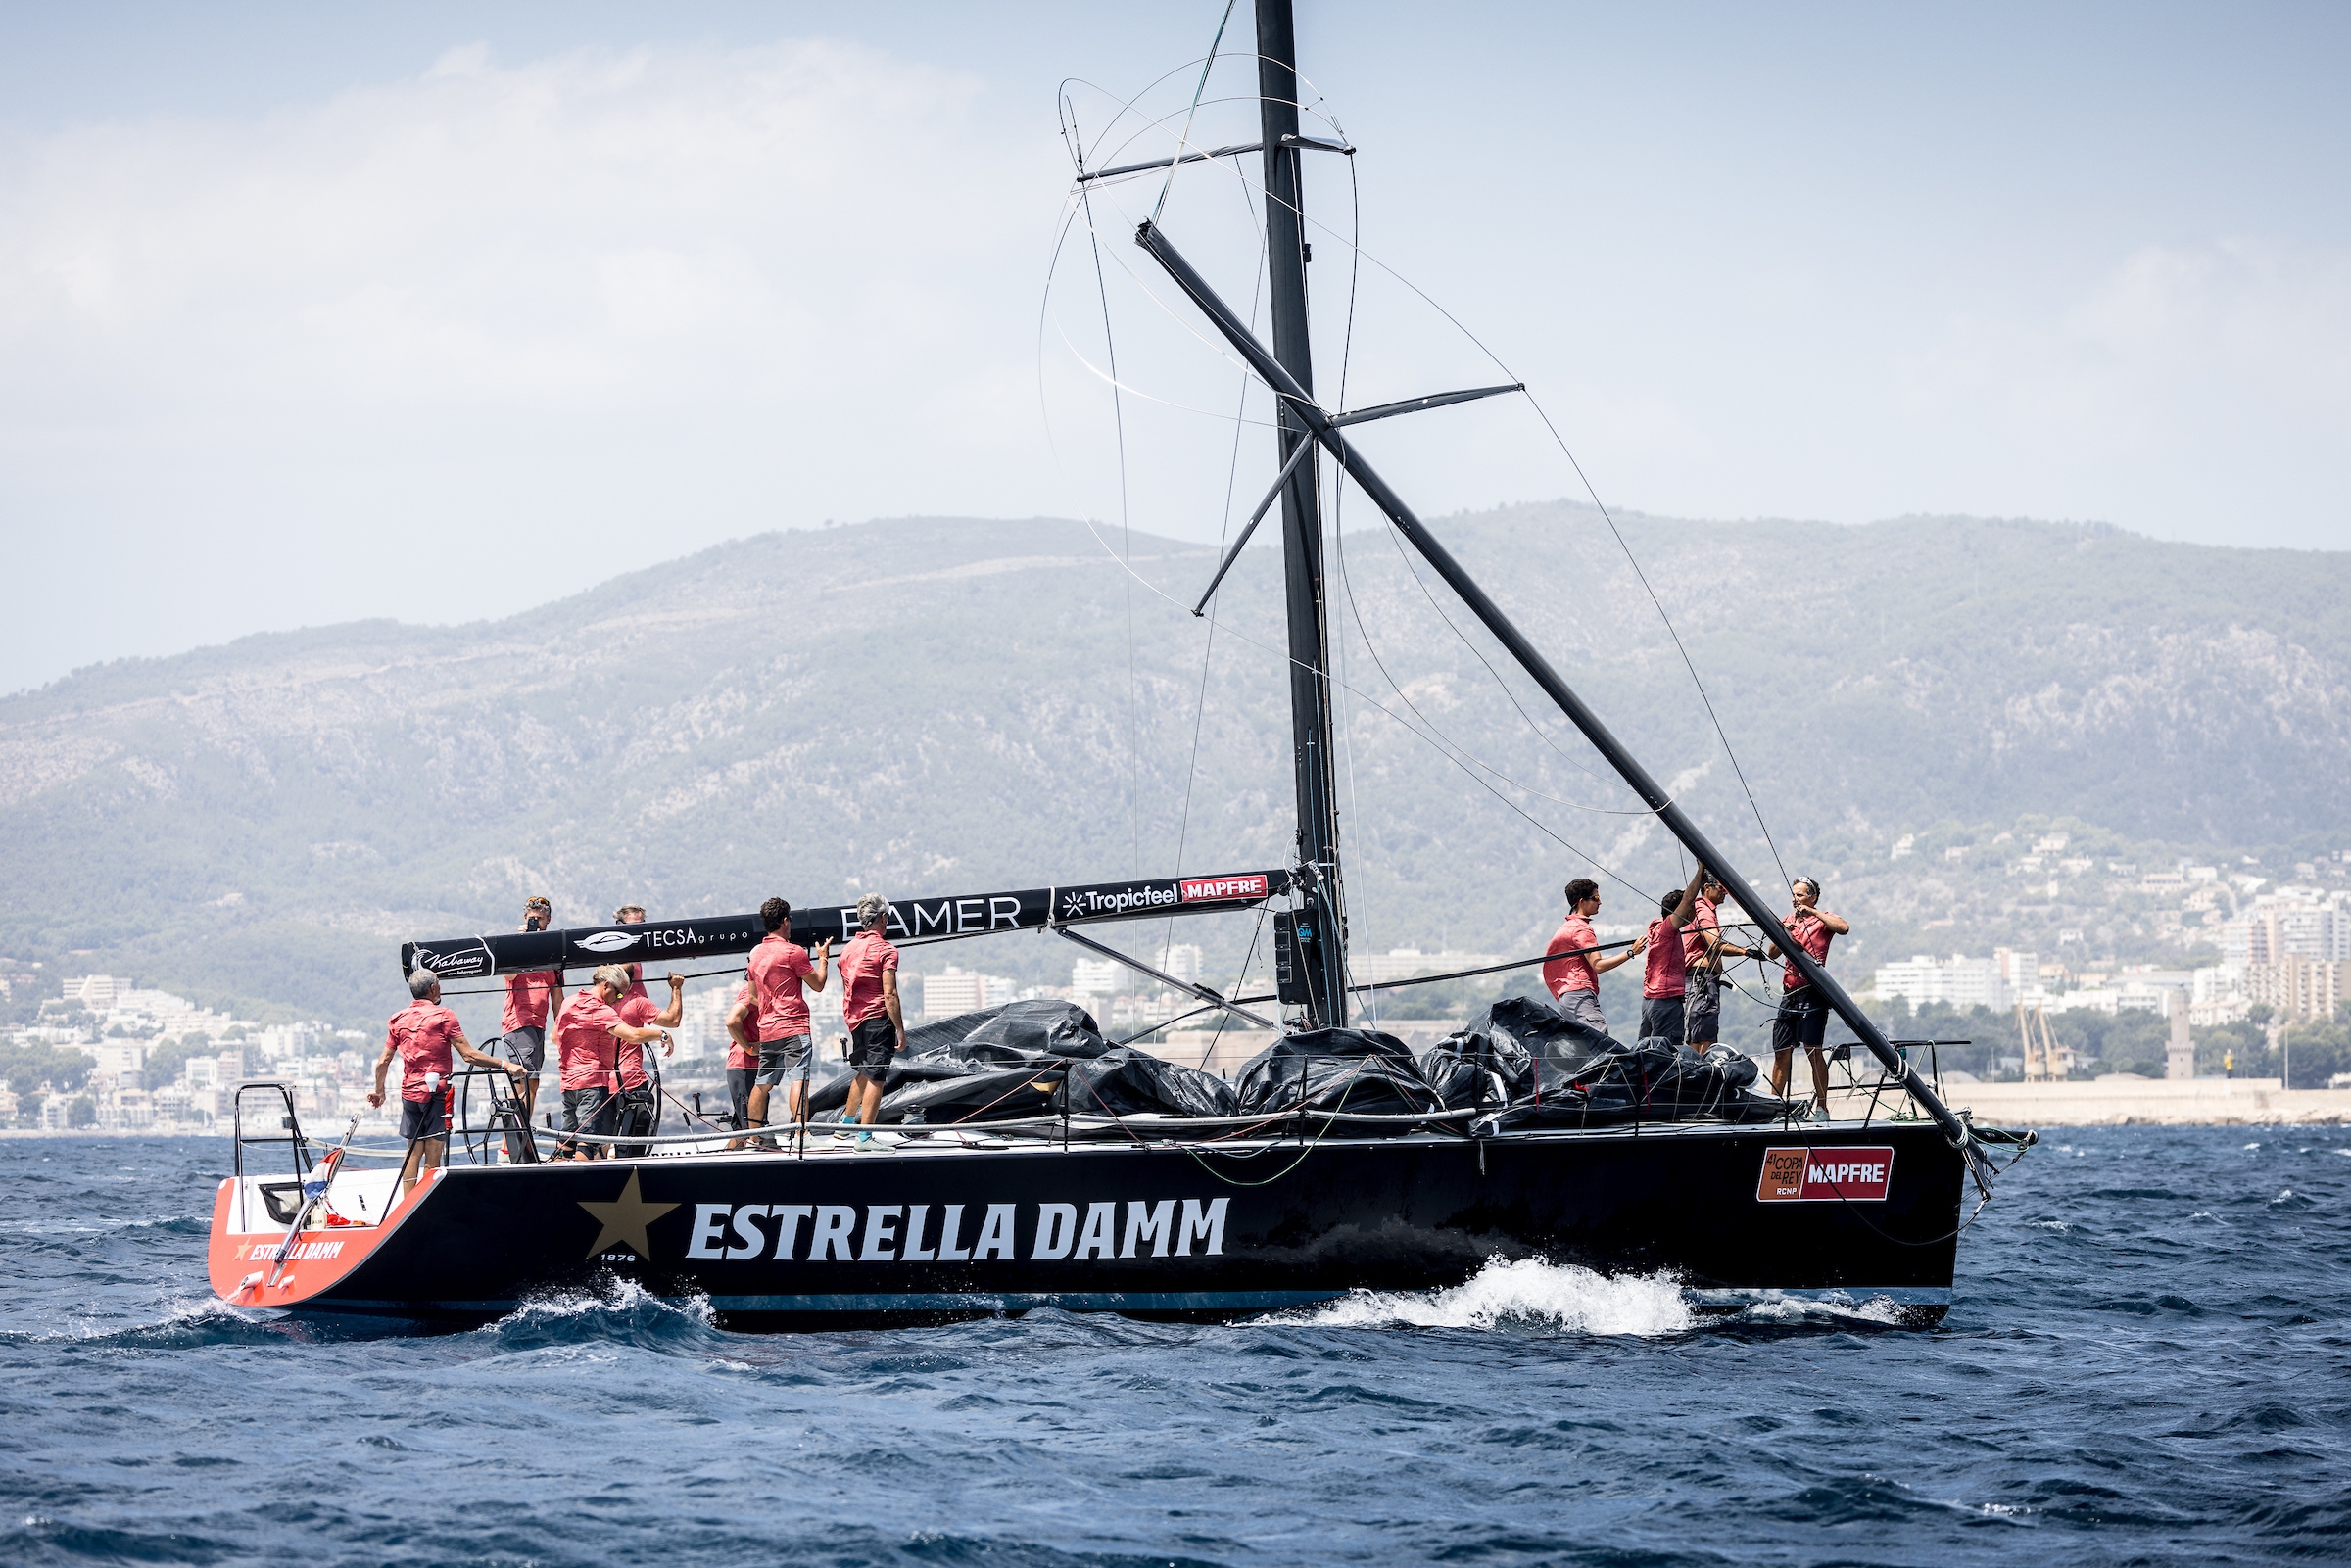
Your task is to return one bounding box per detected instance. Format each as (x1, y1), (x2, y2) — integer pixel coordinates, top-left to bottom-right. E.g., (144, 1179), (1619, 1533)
(368, 970), (524, 1195)
(744, 897), (831, 1147)
(1763, 877), (1853, 1120)
(1679, 871), (1753, 1055)
(722, 982), (759, 1151)
(551, 965), (670, 1160)
(500, 895), (563, 1123)
(834, 893), (903, 1147)
(1543, 878), (1646, 1037)
(611, 970), (683, 1157)
(1639, 866), (1711, 1045)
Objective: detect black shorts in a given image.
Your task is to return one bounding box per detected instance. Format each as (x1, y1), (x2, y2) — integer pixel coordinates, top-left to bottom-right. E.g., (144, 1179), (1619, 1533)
(1639, 995), (1686, 1046)
(728, 1068), (757, 1128)
(756, 1033), (812, 1085)
(848, 1015), (898, 1073)
(1772, 985), (1831, 1055)
(399, 1094), (448, 1140)
(501, 1025), (546, 1076)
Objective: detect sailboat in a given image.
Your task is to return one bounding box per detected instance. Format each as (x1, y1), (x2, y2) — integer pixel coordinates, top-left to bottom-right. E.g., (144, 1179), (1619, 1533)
(208, 0), (2030, 1330)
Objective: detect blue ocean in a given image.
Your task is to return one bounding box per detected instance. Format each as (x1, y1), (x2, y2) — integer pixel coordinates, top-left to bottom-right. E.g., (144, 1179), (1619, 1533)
(3, 1127), (2345, 1565)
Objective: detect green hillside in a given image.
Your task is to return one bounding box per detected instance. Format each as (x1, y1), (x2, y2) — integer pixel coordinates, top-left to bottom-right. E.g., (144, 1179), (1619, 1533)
(1, 505), (2344, 1028)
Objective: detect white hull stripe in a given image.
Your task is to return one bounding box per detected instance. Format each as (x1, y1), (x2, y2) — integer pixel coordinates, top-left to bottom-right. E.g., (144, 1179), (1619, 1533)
(1684, 1285), (1952, 1308)
(300, 1284), (1951, 1316)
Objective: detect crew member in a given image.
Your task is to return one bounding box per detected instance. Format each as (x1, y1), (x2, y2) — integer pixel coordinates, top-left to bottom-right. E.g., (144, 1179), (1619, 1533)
(1543, 878), (1646, 1036)
(551, 964), (667, 1160)
(723, 982), (758, 1151)
(368, 970), (524, 1196)
(613, 904), (649, 1004)
(1764, 878), (1851, 1121)
(501, 895), (562, 1121)
(611, 971), (682, 1157)
(744, 897), (831, 1146)
(1679, 870), (1752, 1055)
(1639, 866), (1710, 1045)
(836, 893), (903, 1148)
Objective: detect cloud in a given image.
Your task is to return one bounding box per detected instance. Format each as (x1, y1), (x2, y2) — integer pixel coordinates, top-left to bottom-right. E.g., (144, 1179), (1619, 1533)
(0, 37), (1072, 692)
(1897, 238), (2351, 467)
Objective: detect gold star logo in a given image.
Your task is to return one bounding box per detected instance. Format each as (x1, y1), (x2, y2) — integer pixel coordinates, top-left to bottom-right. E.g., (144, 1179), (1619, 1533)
(577, 1170), (679, 1259)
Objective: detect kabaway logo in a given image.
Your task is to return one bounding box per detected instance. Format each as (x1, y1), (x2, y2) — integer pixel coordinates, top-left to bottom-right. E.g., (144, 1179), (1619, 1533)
(576, 931), (640, 954)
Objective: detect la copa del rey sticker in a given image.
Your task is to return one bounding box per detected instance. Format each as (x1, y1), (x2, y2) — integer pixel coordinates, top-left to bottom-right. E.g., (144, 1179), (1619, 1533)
(1756, 1146), (1895, 1202)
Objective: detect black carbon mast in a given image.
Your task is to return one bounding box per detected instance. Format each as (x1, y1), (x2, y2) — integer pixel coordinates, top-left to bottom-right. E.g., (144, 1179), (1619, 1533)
(1255, 0), (1347, 1028)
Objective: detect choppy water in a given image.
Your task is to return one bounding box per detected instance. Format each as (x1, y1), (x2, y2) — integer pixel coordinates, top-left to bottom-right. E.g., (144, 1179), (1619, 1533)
(4, 1128), (2347, 1566)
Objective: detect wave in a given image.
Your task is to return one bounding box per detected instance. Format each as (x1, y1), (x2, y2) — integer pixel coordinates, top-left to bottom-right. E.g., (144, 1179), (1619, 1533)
(1268, 1257), (1700, 1336)
(478, 1276), (721, 1352)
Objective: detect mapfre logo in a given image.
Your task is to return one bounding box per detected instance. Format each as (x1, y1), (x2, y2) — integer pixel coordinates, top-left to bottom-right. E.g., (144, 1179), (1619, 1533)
(1756, 1146), (1894, 1202)
(1179, 874), (1269, 903)
(576, 930), (640, 954)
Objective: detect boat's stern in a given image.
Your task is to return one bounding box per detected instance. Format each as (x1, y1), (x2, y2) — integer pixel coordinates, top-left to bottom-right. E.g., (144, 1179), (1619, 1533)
(207, 1164), (422, 1309)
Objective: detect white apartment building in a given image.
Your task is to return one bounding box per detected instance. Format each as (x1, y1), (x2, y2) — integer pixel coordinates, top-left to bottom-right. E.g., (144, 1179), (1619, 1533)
(1871, 953), (2013, 1012)
(1070, 958), (1123, 1001)
(1154, 945), (1203, 986)
(921, 967), (1015, 1017)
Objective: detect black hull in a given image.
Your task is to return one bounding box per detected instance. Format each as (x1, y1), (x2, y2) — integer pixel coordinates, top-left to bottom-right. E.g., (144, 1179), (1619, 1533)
(253, 1121), (1966, 1331)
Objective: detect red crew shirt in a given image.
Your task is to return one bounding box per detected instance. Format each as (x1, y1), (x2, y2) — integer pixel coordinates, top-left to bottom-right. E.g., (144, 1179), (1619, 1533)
(620, 963), (647, 1008)
(838, 929), (900, 1027)
(553, 991), (623, 1092)
(1680, 896), (1719, 970)
(614, 993), (661, 1090)
(1780, 912), (1836, 990)
(725, 983), (755, 1071)
(385, 1001), (462, 1103)
(502, 970), (559, 1032)
(747, 933), (815, 1039)
(1543, 915), (1600, 997)
(1643, 917), (1689, 999)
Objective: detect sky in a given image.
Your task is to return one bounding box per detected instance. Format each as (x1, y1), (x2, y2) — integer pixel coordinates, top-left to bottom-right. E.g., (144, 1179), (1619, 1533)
(1, 0), (2345, 695)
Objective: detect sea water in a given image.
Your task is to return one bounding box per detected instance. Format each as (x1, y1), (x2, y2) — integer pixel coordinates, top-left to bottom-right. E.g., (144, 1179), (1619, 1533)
(3, 1127), (2345, 1565)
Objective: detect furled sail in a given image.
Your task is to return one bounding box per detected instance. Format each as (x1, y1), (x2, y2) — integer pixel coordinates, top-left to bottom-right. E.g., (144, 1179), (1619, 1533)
(399, 869), (1289, 980)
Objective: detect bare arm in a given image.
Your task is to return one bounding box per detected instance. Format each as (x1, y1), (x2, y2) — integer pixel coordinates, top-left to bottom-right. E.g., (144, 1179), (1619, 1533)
(650, 974), (685, 1029)
(1665, 866), (1708, 930)
(456, 1032), (522, 1078)
(609, 1022), (667, 1044)
(882, 968), (905, 1044)
(1813, 910), (1850, 936)
(1593, 931), (1647, 974)
(803, 940), (831, 993)
(726, 999), (753, 1050)
(367, 1039), (397, 1108)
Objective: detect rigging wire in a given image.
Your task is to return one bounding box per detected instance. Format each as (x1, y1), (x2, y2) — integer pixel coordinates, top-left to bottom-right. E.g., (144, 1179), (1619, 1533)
(1040, 78), (1662, 919)
(1066, 101), (1145, 880)
(1152, 1), (1239, 226)
(1065, 117), (1790, 886)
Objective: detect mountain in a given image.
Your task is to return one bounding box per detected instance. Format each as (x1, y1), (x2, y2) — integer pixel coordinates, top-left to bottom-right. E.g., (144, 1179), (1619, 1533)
(3, 506), (2346, 1028)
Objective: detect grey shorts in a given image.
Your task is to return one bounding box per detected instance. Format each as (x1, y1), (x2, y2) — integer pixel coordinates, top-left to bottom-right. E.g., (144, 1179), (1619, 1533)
(502, 1025), (546, 1076)
(1554, 989), (1607, 1035)
(756, 1033), (812, 1085)
(399, 1094), (448, 1141)
(1640, 994), (1687, 1046)
(848, 1015), (898, 1073)
(1685, 967), (1723, 1042)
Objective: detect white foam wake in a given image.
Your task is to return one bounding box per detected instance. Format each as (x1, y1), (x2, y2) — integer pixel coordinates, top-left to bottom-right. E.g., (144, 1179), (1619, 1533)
(1275, 1257), (1698, 1336)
